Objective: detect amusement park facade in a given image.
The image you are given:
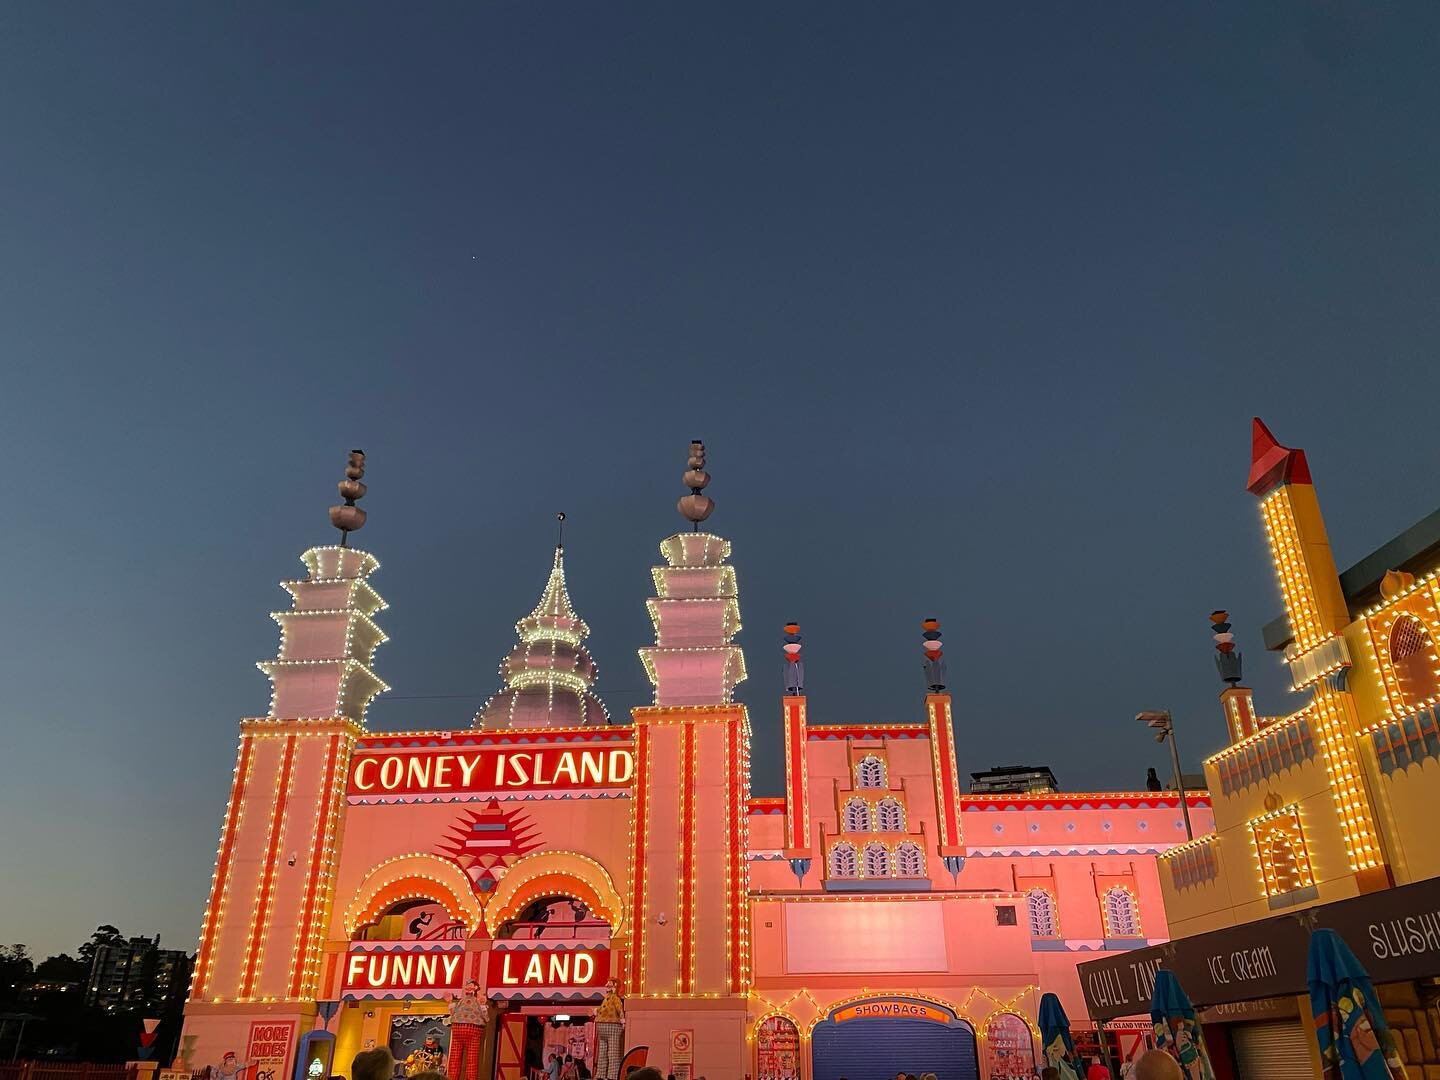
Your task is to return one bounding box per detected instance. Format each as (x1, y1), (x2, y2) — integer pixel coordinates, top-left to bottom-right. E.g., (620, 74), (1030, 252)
(179, 450), (1211, 1080)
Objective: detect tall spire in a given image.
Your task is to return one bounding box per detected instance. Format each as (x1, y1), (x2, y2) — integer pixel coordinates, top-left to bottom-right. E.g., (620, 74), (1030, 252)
(1247, 418), (1311, 496)
(475, 532), (608, 729)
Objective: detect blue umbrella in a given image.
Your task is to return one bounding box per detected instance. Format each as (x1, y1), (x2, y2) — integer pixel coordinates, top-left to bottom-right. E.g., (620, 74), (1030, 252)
(1150, 969), (1216, 1080)
(1308, 928), (1407, 1079)
(1037, 993), (1080, 1080)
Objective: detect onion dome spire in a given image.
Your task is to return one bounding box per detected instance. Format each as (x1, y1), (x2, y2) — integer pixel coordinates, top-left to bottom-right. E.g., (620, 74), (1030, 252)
(1211, 610), (1243, 685)
(783, 622), (804, 695)
(328, 449), (368, 546)
(922, 617), (946, 692)
(475, 526), (609, 729)
(677, 440), (714, 530)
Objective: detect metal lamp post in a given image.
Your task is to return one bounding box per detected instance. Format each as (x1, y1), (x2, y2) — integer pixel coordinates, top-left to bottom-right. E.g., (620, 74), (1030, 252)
(1137, 709), (1193, 841)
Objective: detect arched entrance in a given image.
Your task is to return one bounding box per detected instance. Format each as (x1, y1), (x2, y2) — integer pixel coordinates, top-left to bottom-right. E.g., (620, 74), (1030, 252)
(488, 864), (620, 1080)
(810, 998), (978, 1080)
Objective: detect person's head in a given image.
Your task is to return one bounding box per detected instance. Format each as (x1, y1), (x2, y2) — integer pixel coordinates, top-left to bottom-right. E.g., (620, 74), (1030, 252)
(352, 1049), (394, 1080)
(565, 1056), (573, 1064)
(423, 1036), (439, 1050)
(410, 1072), (446, 1080)
(1133, 1051), (1183, 1080)
(1041, 1069), (1060, 1080)
(222, 1054), (237, 1067)
(921, 1073), (937, 1080)
(627, 1070), (663, 1080)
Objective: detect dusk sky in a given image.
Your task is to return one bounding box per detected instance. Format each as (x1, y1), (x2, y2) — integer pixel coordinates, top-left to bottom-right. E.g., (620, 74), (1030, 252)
(1, 5), (1437, 959)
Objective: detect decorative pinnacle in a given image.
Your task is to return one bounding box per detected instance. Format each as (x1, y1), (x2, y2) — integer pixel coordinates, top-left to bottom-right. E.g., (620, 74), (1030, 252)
(328, 449), (368, 546)
(783, 622), (804, 696)
(677, 439), (714, 531)
(1211, 609), (1243, 685)
(922, 617), (947, 693)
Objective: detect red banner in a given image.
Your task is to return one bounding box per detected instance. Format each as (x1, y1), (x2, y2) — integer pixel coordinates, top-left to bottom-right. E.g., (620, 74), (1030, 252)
(343, 945), (467, 996)
(348, 747), (634, 797)
(486, 945), (610, 993)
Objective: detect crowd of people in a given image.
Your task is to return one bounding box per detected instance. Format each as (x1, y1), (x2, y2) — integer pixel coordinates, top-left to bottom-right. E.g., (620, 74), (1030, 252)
(347, 1040), (1187, 1080)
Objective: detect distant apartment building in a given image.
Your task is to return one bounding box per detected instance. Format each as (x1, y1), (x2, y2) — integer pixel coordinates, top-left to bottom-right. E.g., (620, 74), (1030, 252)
(968, 764), (1059, 794)
(85, 935), (193, 1012)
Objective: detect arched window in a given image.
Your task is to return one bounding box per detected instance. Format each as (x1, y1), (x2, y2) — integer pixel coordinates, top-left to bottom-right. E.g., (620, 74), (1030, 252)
(863, 842), (891, 877)
(829, 842), (858, 878)
(843, 798), (872, 833)
(1390, 615), (1439, 707)
(895, 842), (925, 877)
(1102, 887), (1141, 938)
(876, 798), (905, 832)
(1026, 889), (1059, 937)
(856, 755), (887, 789)
(1263, 831), (1312, 895)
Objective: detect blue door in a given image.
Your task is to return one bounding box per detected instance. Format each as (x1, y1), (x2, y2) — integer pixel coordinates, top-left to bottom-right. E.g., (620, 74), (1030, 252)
(811, 1015), (979, 1080)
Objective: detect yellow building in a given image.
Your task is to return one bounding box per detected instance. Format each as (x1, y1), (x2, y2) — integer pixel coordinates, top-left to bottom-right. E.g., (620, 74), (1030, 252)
(1081, 419), (1440, 1078)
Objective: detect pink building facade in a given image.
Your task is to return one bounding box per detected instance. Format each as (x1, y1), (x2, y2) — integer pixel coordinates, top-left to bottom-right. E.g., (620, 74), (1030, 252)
(180, 450), (1211, 1080)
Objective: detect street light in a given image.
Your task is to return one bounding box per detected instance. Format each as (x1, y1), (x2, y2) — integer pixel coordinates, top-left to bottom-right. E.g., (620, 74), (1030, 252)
(1137, 709), (1194, 841)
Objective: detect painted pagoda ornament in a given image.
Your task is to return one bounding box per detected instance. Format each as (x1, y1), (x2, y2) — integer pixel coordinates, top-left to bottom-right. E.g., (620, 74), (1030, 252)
(678, 440), (714, 529)
(328, 449), (368, 545)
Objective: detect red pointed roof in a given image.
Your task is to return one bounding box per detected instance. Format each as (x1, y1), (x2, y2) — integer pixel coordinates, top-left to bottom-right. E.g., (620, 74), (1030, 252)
(1247, 417), (1312, 496)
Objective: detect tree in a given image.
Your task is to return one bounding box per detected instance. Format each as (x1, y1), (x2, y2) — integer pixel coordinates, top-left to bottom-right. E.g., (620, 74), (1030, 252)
(0, 944), (34, 1001)
(77, 925), (124, 970)
(36, 953), (88, 983)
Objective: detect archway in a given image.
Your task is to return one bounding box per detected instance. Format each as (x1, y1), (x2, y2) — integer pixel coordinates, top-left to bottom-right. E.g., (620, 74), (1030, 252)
(344, 853), (483, 937)
(810, 998), (978, 1080)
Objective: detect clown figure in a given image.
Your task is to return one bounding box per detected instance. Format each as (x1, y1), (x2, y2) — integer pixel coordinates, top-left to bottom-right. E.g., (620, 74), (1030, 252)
(447, 980), (487, 1080)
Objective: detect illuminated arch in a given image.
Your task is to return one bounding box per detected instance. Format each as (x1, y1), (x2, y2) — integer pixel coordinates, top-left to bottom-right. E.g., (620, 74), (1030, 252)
(345, 853), (483, 937)
(484, 850), (624, 937)
(806, 991), (968, 1036)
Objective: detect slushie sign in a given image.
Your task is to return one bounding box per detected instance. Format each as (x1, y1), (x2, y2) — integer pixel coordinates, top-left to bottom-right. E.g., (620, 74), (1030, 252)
(348, 746), (634, 797)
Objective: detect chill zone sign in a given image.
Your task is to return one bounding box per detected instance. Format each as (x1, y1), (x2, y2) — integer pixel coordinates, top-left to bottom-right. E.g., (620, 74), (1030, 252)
(348, 746), (635, 797)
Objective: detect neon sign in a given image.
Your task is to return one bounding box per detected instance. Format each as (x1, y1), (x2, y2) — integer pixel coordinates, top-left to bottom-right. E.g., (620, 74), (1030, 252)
(342, 944), (466, 997)
(485, 945), (610, 995)
(348, 747), (635, 798)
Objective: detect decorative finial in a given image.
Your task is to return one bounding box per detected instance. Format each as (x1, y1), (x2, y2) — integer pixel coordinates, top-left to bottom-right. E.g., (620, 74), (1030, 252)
(557, 511), (566, 550)
(783, 622), (804, 695)
(328, 449), (367, 546)
(922, 617), (946, 692)
(1247, 417), (1312, 496)
(1211, 610), (1243, 684)
(677, 439), (714, 531)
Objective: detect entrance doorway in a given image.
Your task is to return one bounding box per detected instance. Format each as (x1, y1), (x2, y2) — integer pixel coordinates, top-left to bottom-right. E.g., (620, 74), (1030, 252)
(491, 898), (612, 1080)
(811, 1006), (979, 1080)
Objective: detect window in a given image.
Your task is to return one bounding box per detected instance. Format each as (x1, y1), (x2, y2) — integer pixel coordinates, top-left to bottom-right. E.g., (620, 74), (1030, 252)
(829, 842), (858, 878)
(876, 797), (905, 832)
(1026, 889), (1059, 937)
(895, 842), (925, 877)
(843, 798), (872, 833)
(863, 842), (891, 877)
(856, 755), (887, 789)
(1102, 887), (1141, 938)
(1390, 615), (1439, 708)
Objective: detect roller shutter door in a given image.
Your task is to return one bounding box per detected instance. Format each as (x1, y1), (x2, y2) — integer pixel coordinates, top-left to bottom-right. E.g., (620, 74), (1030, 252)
(811, 1016), (978, 1080)
(1231, 1020), (1313, 1080)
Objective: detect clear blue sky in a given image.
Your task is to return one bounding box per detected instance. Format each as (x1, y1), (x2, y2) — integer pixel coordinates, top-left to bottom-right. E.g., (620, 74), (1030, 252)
(1, 4), (1437, 959)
